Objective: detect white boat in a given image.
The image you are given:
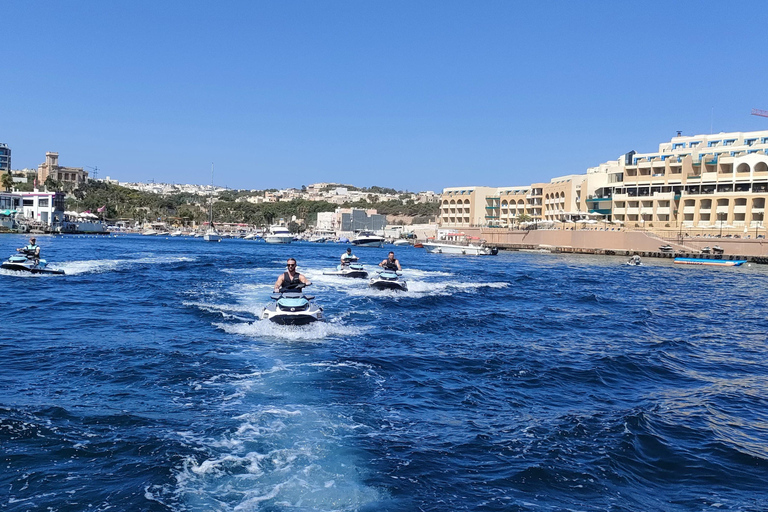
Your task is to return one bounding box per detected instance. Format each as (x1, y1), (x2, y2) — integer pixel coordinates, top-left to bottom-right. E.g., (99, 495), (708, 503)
(142, 229), (158, 236)
(351, 231), (385, 248)
(393, 239), (411, 246)
(204, 163), (221, 242)
(422, 241), (497, 256)
(170, 230), (184, 237)
(265, 225), (293, 244)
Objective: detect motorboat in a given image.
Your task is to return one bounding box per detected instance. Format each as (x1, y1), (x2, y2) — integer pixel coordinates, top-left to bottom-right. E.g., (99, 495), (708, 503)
(323, 262), (368, 279)
(674, 257), (746, 267)
(2, 253), (65, 275)
(369, 270), (407, 291)
(393, 239), (411, 246)
(422, 241), (498, 256)
(309, 236), (327, 243)
(625, 255), (643, 266)
(659, 245), (674, 252)
(261, 285), (323, 325)
(265, 225), (293, 244)
(352, 231), (385, 248)
(170, 230), (184, 237)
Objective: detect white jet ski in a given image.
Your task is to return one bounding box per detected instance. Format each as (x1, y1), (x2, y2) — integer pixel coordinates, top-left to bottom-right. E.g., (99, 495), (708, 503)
(261, 284), (323, 325)
(1, 253), (65, 275)
(369, 270), (407, 292)
(323, 261), (368, 279)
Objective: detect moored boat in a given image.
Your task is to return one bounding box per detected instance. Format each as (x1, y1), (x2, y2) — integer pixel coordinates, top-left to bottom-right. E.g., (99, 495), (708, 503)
(351, 231), (385, 248)
(265, 225), (293, 244)
(673, 257), (746, 267)
(422, 241), (497, 256)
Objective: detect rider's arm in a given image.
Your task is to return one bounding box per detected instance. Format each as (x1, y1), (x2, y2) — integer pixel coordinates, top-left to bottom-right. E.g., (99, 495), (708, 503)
(300, 274), (311, 286)
(396, 260), (402, 271)
(274, 275), (284, 292)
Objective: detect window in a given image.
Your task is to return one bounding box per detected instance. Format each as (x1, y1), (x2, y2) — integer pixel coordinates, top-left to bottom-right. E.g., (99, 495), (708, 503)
(745, 138), (757, 146)
(707, 140), (721, 147)
(723, 139), (736, 146)
(39, 199), (49, 207)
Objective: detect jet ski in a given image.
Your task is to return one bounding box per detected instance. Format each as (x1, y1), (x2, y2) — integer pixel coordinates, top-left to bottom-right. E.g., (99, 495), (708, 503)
(1, 253), (65, 275)
(369, 270), (407, 292)
(323, 262), (368, 279)
(625, 255), (643, 266)
(261, 284), (323, 325)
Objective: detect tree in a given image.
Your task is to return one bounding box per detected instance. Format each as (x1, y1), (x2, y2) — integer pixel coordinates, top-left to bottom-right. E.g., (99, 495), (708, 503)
(1, 172), (13, 192)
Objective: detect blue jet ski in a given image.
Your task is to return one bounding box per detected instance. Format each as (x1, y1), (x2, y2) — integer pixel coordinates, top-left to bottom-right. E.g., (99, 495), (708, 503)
(261, 284), (323, 325)
(1, 252), (65, 275)
(369, 270), (407, 291)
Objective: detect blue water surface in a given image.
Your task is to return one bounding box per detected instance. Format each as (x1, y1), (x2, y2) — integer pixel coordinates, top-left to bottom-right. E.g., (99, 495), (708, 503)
(1, 234), (767, 511)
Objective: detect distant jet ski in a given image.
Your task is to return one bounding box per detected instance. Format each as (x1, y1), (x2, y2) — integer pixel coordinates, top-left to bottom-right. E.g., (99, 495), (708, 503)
(323, 262), (368, 279)
(261, 284), (323, 325)
(1, 254), (65, 275)
(369, 270), (407, 292)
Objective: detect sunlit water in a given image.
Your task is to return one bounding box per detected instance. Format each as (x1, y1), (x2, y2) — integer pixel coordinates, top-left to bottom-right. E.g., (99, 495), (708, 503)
(2, 234), (767, 511)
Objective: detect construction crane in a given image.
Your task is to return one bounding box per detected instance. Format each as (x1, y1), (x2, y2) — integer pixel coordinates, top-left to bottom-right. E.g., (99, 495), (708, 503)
(85, 165), (98, 180)
(751, 108), (768, 118)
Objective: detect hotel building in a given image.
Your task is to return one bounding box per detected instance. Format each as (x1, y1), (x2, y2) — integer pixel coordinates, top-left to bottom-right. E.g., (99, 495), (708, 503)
(440, 129), (768, 233)
(0, 143), (10, 173)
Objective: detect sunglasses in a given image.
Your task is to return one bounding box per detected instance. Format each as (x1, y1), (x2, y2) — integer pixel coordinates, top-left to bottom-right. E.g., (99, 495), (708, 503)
(287, 264), (296, 268)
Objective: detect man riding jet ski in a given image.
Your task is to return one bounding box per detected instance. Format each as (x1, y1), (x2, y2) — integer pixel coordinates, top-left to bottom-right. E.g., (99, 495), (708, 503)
(1, 237), (65, 275)
(369, 251), (407, 291)
(262, 258), (323, 325)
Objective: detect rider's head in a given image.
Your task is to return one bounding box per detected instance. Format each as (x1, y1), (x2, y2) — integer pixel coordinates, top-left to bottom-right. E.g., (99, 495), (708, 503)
(29, 238), (36, 244)
(388, 252), (395, 260)
(286, 258), (297, 270)
(346, 248), (352, 253)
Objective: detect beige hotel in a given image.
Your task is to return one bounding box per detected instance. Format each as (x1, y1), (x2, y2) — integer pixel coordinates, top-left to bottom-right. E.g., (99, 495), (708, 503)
(440, 129), (768, 234)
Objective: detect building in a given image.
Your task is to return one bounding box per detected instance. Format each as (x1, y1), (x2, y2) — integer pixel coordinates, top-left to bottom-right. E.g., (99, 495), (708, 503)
(439, 129), (768, 234)
(0, 143), (10, 173)
(610, 130), (768, 231)
(0, 190), (66, 227)
(37, 152), (88, 186)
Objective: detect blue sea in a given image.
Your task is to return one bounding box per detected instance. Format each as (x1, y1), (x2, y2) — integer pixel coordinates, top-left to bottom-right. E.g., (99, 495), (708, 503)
(2, 234), (768, 511)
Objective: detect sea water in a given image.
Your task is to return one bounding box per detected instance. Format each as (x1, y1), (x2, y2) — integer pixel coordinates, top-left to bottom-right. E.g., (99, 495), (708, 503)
(1, 234), (767, 511)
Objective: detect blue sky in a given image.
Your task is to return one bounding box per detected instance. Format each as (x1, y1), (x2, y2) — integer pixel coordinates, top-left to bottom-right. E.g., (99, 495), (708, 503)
(3, 1), (768, 192)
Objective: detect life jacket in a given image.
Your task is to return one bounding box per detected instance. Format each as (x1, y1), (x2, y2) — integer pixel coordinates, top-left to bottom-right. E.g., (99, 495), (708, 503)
(282, 271), (302, 289)
(383, 259), (399, 271)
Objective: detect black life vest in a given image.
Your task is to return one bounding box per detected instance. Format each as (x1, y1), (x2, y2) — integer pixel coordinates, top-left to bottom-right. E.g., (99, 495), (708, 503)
(282, 271), (302, 289)
(383, 259), (398, 271)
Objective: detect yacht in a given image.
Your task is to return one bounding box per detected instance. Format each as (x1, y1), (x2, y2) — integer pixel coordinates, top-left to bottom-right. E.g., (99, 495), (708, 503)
(422, 241), (497, 256)
(265, 225), (293, 244)
(351, 231), (385, 248)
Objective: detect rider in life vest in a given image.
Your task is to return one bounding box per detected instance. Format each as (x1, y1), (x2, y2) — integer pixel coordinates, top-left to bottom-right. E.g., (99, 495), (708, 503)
(340, 248), (357, 265)
(379, 251), (402, 271)
(18, 237), (41, 262)
(273, 258), (312, 293)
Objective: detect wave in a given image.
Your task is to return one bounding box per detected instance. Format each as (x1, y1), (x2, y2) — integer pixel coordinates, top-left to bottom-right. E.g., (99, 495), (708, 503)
(216, 318), (370, 341)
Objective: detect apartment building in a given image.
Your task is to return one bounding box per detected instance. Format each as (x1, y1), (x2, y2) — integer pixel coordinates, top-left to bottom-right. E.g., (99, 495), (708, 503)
(440, 130), (768, 233)
(0, 143), (10, 173)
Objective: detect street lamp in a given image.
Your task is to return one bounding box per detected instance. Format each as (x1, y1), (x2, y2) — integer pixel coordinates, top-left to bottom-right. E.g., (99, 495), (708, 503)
(718, 212), (725, 238)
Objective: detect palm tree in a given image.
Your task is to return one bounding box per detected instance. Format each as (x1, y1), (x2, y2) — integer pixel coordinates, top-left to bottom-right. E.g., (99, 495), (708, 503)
(1, 172), (14, 192)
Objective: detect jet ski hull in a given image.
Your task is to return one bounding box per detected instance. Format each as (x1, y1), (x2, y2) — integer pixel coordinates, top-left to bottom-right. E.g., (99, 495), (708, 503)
(261, 291), (323, 325)
(369, 272), (408, 291)
(1, 258), (65, 275)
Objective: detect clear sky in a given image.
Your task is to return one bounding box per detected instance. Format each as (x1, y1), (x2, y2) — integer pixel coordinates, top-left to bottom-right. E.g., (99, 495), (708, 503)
(3, 1), (768, 192)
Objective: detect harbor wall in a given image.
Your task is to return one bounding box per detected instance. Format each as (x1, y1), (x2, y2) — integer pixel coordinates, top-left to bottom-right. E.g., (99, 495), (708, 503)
(450, 227), (768, 257)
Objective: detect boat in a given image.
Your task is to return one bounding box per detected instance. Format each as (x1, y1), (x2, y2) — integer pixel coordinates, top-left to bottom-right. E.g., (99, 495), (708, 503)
(1, 253), (65, 275)
(261, 285), (323, 325)
(351, 231), (385, 248)
(264, 225), (293, 244)
(170, 230), (184, 237)
(393, 239), (411, 246)
(674, 257), (746, 267)
(422, 241), (498, 256)
(659, 245), (674, 252)
(204, 164), (221, 242)
(369, 270), (408, 291)
(625, 255), (643, 266)
(309, 236), (327, 243)
(323, 262), (368, 279)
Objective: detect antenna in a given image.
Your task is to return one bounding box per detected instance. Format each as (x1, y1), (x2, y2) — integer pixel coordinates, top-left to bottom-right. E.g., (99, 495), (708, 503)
(85, 165), (99, 180)
(751, 108), (768, 118)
